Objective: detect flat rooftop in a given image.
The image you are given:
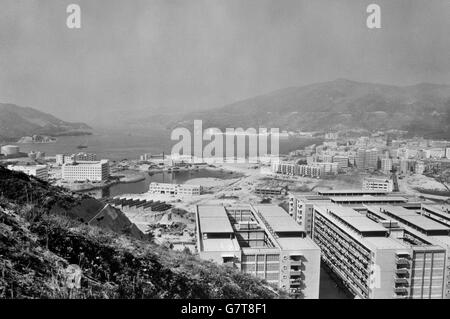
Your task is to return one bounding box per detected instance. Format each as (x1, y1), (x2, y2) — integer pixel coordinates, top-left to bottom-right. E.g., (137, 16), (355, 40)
(318, 189), (387, 195)
(197, 205), (234, 233)
(202, 238), (241, 252)
(380, 206), (450, 235)
(364, 236), (408, 250)
(422, 205), (450, 220)
(254, 205), (303, 233)
(330, 196), (408, 203)
(276, 237), (320, 251)
(326, 206), (388, 234)
(430, 235), (450, 247)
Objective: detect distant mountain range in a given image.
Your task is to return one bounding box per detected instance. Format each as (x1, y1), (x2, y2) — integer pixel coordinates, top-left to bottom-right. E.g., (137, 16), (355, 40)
(0, 103), (92, 141)
(169, 79), (450, 138)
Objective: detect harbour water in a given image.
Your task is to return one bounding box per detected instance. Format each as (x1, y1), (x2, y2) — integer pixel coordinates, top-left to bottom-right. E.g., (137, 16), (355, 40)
(16, 128), (323, 162)
(13, 128), (349, 297)
(85, 168), (244, 198)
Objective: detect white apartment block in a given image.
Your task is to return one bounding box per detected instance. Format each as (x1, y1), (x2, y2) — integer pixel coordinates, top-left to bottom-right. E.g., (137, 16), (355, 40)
(380, 158), (392, 174)
(196, 204), (321, 298)
(149, 182), (202, 196)
(363, 177), (394, 193)
(333, 155), (349, 169)
(61, 160), (109, 182)
(312, 205), (450, 299)
(7, 164), (48, 180)
(56, 153), (97, 166)
(424, 148), (445, 159)
(287, 190), (450, 299)
(415, 161), (425, 175)
(272, 162), (323, 178)
(315, 162), (338, 175)
(356, 148), (379, 170)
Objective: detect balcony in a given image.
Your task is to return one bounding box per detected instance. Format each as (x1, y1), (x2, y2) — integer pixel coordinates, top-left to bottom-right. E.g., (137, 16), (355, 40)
(290, 269), (303, 276)
(289, 279), (305, 289)
(290, 260), (303, 267)
(395, 252), (410, 259)
(396, 257), (410, 266)
(394, 277), (409, 286)
(394, 287), (409, 295)
(396, 268), (410, 276)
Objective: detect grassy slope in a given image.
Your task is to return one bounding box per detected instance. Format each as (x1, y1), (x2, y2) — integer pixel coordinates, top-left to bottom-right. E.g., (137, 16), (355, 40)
(0, 167), (286, 299)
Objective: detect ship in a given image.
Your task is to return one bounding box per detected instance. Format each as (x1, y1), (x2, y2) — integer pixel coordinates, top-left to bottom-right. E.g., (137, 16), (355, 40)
(77, 138), (89, 149)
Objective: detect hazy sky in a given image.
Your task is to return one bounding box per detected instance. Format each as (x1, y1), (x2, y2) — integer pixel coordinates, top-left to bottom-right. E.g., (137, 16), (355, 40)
(0, 0), (449, 125)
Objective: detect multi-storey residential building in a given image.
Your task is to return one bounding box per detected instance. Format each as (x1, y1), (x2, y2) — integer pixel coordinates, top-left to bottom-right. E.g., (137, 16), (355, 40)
(363, 177), (394, 193)
(196, 204), (321, 298)
(1, 145), (20, 156)
(380, 158), (392, 174)
(322, 154), (333, 164)
(56, 153), (97, 165)
(312, 204), (450, 299)
(356, 148), (379, 170)
(415, 161), (425, 175)
(75, 152), (97, 161)
(55, 154), (67, 165)
(7, 164), (48, 180)
(289, 194), (331, 235)
(333, 155), (349, 169)
(365, 206), (450, 299)
(61, 160), (109, 182)
(288, 191), (411, 235)
(316, 162), (338, 175)
(149, 182), (202, 196)
(271, 162), (323, 178)
(399, 159), (416, 175)
(424, 148), (445, 159)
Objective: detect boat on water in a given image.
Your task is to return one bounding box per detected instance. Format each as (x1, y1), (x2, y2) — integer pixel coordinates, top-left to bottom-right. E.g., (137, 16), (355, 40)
(77, 137), (89, 149)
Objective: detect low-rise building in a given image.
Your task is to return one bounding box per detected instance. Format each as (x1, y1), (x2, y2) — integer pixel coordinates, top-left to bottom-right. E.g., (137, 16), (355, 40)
(1, 145), (20, 156)
(149, 182), (202, 196)
(7, 164), (48, 180)
(363, 177), (394, 193)
(254, 186), (285, 196)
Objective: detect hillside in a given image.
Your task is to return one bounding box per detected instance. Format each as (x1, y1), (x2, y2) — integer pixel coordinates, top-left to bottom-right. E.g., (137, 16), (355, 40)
(0, 167), (285, 299)
(171, 79), (450, 138)
(0, 103), (91, 141)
